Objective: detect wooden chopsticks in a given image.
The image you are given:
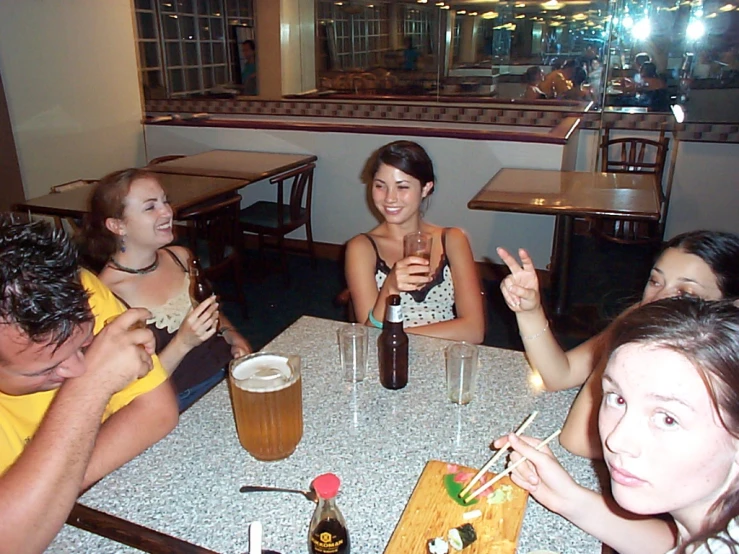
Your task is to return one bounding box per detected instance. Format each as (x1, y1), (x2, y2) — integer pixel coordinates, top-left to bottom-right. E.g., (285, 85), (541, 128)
(458, 411), (539, 499)
(463, 429), (561, 503)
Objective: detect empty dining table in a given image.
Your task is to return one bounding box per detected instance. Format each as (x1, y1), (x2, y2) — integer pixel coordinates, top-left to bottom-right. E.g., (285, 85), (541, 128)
(147, 150), (317, 181)
(50, 316), (604, 554)
(468, 168), (661, 319)
(14, 173), (246, 220)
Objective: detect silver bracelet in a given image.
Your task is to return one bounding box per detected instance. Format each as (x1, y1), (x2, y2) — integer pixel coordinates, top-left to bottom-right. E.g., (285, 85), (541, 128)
(520, 321), (550, 341)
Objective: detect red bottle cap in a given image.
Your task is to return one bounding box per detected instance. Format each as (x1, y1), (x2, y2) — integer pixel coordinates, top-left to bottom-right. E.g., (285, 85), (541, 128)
(312, 473), (341, 499)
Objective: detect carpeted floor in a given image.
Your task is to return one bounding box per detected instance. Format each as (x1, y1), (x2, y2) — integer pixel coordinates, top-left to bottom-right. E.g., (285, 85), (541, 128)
(217, 234), (657, 352)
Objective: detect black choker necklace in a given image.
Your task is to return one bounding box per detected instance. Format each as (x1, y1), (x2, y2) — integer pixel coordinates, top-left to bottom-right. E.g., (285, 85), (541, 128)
(108, 254), (159, 275)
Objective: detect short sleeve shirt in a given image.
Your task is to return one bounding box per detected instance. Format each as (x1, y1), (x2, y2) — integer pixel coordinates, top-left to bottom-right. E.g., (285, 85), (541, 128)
(0, 269), (168, 474)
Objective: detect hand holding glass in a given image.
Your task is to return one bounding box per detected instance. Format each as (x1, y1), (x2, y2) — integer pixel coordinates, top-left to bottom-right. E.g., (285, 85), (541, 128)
(403, 231), (433, 261)
(338, 323), (368, 382)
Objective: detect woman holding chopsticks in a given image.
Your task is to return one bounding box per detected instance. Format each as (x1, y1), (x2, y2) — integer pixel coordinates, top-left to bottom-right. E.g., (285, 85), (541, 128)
(498, 230), (739, 458)
(345, 140), (485, 343)
(501, 297), (739, 554)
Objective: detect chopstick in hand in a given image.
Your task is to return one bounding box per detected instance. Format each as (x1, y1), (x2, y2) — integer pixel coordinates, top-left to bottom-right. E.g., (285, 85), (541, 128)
(463, 429), (561, 503)
(458, 411), (539, 499)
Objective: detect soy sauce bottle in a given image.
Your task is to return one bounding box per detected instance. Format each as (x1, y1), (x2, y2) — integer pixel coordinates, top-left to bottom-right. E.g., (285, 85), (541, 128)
(308, 473), (350, 554)
(378, 295), (409, 390)
(189, 257), (213, 305)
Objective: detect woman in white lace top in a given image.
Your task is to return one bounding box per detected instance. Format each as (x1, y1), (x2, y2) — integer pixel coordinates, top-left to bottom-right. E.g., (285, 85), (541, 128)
(80, 169), (251, 411)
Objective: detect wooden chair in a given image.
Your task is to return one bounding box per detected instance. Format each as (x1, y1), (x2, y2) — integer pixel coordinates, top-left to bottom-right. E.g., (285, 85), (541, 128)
(590, 127), (670, 245)
(177, 194), (246, 311)
(238, 163), (316, 285)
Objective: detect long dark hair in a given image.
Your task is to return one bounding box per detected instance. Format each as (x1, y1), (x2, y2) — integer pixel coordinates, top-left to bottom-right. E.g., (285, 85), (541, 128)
(607, 297), (739, 553)
(363, 140), (436, 192)
(662, 230), (739, 298)
(78, 168), (157, 272)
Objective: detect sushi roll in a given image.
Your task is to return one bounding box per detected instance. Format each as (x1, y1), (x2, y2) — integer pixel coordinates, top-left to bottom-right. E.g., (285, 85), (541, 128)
(427, 537), (449, 554)
(447, 523), (477, 551)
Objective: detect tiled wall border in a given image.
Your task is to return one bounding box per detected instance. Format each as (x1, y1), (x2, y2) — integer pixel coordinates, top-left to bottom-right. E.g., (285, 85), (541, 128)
(145, 98), (739, 143)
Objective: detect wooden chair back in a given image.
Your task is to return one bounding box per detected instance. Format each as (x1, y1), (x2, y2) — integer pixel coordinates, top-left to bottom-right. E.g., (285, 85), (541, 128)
(592, 127), (671, 244)
(272, 163), (315, 231)
(177, 193), (245, 308)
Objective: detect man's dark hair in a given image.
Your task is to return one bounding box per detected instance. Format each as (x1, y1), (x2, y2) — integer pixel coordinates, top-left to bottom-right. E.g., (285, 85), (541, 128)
(0, 218), (92, 347)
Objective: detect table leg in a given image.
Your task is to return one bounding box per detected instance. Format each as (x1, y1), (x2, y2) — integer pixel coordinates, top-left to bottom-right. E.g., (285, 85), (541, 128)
(549, 214), (573, 317)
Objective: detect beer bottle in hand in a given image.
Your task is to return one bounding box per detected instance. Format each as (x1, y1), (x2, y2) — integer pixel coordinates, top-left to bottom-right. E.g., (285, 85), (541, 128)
(188, 257), (213, 306)
(309, 473), (350, 554)
(378, 295), (409, 390)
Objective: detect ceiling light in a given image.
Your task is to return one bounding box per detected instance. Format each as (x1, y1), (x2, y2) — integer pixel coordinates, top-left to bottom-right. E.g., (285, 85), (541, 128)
(482, 10), (499, 18)
(515, 13), (526, 18)
(719, 3), (735, 10)
(542, 0), (563, 9)
(457, 9), (466, 13)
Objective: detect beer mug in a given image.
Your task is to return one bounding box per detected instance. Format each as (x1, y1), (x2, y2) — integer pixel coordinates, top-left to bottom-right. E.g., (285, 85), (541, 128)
(229, 352), (303, 461)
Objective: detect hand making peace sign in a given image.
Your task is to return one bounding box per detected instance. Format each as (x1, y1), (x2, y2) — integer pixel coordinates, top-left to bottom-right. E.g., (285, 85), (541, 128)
(497, 247), (542, 313)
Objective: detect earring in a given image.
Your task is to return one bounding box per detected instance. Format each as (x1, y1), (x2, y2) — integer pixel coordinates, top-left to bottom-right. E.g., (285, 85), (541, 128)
(120, 236), (126, 253)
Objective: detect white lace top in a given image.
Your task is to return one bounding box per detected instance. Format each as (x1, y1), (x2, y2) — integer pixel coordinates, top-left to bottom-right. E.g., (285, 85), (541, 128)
(146, 275), (192, 334)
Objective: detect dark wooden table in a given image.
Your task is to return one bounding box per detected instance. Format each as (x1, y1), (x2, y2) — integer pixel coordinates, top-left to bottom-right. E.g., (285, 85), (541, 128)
(15, 151), (318, 219)
(468, 168), (660, 318)
(146, 150), (317, 181)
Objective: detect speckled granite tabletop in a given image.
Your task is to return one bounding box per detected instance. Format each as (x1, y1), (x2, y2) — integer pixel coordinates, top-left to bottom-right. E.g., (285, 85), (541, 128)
(49, 316), (605, 554)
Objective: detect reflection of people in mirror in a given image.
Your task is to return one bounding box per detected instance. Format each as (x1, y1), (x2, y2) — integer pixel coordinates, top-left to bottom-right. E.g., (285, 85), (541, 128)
(522, 66), (546, 100)
(540, 59), (576, 99)
(403, 37), (419, 71)
(240, 39), (257, 95)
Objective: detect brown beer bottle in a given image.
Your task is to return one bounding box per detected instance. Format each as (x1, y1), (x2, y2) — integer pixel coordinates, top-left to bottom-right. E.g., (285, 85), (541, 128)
(378, 295), (408, 390)
(308, 473), (350, 554)
(188, 257), (213, 306)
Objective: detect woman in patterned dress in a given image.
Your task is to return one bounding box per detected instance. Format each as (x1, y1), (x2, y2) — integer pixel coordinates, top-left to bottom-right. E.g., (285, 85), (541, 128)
(345, 140), (485, 344)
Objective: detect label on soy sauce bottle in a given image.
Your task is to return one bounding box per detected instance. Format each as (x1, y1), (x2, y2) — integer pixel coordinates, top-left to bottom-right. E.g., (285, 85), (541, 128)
(309, 518), (350, 554)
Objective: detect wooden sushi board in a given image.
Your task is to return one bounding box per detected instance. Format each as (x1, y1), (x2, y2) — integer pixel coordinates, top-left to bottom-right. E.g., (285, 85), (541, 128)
(384, 460), (529, 554)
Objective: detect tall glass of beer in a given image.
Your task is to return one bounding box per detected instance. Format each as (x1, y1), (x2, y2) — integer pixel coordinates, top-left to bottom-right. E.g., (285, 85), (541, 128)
(229, 352), (303, 461)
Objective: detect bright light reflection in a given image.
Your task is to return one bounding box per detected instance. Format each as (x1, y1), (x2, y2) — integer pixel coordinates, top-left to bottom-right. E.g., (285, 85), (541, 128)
(528, 370), (545, 393)
(719, 3), (735, 10)
(631, 18), (651, 40)
(482, 10), (499, 18)
(622, 14), (633, 28)
(686, 19), (706, 39)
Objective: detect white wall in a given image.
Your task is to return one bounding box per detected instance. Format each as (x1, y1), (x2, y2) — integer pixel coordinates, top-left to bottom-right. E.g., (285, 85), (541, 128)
(0, 1), (146, 199)
(145, 124), (570, 268)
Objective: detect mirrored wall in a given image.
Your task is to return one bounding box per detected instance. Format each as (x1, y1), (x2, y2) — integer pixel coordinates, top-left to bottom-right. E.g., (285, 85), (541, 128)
(133, 0), (739, 121)
(314, 0), (739, 119)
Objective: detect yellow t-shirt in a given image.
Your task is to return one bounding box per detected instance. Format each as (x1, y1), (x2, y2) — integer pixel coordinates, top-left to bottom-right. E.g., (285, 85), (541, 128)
(0, 269), (168, 474)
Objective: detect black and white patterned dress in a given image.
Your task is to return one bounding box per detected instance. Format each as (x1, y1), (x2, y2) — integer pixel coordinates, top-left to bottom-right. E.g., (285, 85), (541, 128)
(364, 228), (456, 328)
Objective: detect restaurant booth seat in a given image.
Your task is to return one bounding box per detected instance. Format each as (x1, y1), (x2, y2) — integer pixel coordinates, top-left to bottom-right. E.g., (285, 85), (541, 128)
(589, 127), (670, 245)
(238, 163), (316, 286)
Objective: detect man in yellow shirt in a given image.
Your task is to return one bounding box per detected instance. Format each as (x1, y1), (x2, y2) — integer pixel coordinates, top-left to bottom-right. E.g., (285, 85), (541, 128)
(0, 219), (179, 553)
